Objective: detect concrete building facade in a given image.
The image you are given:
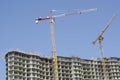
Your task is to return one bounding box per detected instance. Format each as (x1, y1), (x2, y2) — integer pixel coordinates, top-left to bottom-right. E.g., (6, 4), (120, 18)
(5, 50), (120, 80)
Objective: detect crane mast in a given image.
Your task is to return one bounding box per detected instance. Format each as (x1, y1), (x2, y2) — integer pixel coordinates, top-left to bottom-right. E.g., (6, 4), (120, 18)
(50, 10), (58, 80)
(92, 14), (117, 80)
(35, 8), (97, 80)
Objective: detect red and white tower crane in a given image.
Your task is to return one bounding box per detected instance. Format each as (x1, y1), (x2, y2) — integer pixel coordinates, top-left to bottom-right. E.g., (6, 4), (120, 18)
(35, 8), (97, 80)
(92, 14), (117, 80)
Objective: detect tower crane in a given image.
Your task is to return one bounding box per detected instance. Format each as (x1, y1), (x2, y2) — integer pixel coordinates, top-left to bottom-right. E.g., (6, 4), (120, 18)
(35, 8), (97, 80)
(92, 14), (117, 80)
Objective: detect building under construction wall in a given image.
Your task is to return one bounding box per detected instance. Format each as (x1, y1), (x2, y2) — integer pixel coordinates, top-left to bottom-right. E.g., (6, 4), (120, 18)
(5, 50), (120, 80)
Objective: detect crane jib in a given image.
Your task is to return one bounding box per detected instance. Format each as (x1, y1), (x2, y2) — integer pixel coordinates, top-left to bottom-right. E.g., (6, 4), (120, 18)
(35, 8), (97, 23)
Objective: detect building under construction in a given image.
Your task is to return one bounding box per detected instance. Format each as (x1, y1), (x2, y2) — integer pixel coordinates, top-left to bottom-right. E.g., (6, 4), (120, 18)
(5, 50), (120, 80)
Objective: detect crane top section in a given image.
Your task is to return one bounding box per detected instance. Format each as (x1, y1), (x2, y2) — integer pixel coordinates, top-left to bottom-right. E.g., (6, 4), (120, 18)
(92, 13), (117, 44)
(35, 8), (97, 24)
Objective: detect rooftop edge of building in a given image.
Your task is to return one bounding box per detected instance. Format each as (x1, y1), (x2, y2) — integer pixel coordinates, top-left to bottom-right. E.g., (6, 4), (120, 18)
(5, 50), (49, 59)
(5, 50), (120, 61)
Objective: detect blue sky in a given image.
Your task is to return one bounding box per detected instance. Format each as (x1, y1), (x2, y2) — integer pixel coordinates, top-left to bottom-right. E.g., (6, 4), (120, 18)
(0, 0), (120, 79)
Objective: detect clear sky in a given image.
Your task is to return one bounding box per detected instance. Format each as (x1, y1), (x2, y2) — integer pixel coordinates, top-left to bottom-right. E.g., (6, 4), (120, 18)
(0, 0), (120, 79)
